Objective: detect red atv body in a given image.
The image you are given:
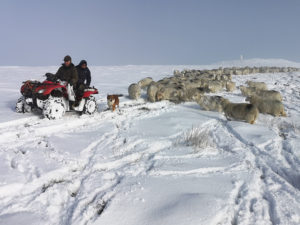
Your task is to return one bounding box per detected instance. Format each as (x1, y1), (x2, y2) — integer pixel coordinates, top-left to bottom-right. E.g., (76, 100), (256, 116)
(16, 74), (98, 119)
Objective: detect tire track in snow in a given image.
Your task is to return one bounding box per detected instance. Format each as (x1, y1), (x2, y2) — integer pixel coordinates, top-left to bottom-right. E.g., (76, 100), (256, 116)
(0, 99), (153, 146)
(174, 118), (273, 225)
(61, 106), (176, 224)
(221, 120), (300, 225)
(0, 100), (176, 224)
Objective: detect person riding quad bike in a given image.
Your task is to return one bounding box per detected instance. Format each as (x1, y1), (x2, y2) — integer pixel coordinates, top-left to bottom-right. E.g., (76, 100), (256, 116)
(56, 55), (78, 86)
(55, 55), (78, 104)
(75, 60), (91, 105)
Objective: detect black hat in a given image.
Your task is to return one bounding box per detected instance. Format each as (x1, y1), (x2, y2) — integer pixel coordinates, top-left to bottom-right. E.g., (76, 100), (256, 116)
(64, 55), (72, 62)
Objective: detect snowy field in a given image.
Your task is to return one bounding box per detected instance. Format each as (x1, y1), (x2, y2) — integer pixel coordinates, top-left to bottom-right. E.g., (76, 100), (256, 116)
(0, 59), (300, 225)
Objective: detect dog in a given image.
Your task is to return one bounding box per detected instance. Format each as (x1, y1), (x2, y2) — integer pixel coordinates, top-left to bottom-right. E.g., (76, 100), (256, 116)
(107, 94), (123, 111)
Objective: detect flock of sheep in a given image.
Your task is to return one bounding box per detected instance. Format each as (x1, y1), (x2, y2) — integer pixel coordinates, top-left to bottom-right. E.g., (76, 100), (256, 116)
(128, 66), (299, 124)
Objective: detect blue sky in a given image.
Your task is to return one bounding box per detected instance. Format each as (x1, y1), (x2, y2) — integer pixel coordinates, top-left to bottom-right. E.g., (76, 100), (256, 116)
(0, 0), (300, 66)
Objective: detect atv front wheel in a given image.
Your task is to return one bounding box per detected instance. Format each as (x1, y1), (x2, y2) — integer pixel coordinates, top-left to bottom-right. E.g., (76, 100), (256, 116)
(43, 97), (66, 119)
(16, 97), (32, 113)
(83, 97), (97, 115)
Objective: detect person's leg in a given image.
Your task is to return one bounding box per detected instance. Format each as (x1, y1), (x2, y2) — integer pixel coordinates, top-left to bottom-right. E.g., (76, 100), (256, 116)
(74, 84), (85, 107)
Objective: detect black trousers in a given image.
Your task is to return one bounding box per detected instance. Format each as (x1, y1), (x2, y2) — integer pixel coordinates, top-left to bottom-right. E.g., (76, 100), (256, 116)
(76, 83), (86, 100)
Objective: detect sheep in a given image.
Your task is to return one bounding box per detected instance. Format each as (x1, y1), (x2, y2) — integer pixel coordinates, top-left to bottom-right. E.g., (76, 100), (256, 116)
(259, 67), (269, 73)
(216, 68), (223, 75)
(156, 86), (181, 103)
(169, 76), (181, 84)
(270, 67), (280, 73)
(207, 80), (224, 93)
(190, 70), (201, 77)
(200, 72), (215, 80)
(210, 69), (223, 76)
(147, 82), (159, 102)
(181, 87), (206, 102)
(233, 69), (243, 75)
(223, 68), (234, 75)
(240, 85), (257, 97)
(157, 77), (172, 85)
(250, 67), (260, 74)
(223, 100), (259, 124)
(196, 95), (228, 112)
(256, 90), (283, 102)
(184, 80), (203, 90)
(226, 81), (236, 92)
(288, 67), (297, 72)
(242, 67), (250, 75)
(247, 96), (286, 117)
(280, 67), (289, 73)
(128, 83), (141, 100)
(240, 86), (283, 101)
(214, 74), (221, 81)
(246, 81), (268, 90)
(137, 77), (153, 89)
(220, 74), (232, 81)
(173, 70), (182, 76)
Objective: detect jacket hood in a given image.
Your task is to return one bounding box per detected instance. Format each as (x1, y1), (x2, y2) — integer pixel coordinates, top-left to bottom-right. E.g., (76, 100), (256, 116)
(78, 60), (87, 66)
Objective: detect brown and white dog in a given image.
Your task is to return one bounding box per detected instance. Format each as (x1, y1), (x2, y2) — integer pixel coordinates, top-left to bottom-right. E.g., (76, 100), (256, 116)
(107, 94), (123, 111)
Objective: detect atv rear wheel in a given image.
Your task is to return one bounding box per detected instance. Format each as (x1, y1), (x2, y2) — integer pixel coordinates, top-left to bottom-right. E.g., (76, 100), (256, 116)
(16, 97), (32, 113)
(43, 97), (66, 119)
(83, 96), (97, 115)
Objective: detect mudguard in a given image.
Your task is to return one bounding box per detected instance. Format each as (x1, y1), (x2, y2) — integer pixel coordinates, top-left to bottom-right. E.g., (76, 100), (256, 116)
(82, 88), (98, 98)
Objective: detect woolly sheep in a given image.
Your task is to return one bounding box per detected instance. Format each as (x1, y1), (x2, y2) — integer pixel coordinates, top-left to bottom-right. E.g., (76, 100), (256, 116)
(246, 81), (268, 90)
(223, 101), (259, 124)
(226, 81), (236, 92)
(196, 95), (228, 112)
(207, 81), (224, 93)
(156, 87), (181, 102)
(247, 96), (286, 117)
(147, 82), (159, 102)
(240, 85), (257, 97)
(128, 83), (141, 100)
(138, 77), (153, 89)
(240, 86), (282, 101)
(256, 90), (283, 102)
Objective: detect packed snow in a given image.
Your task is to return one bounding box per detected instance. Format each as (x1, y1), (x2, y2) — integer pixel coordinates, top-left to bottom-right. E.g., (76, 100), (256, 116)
(0, 59), (300, 225)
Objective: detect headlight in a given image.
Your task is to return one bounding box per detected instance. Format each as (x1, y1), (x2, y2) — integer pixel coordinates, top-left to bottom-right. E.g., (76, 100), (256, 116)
(38, 89), (45, 94)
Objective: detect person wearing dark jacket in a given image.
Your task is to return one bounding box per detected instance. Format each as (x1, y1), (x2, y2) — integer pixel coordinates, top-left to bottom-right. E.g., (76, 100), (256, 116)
(76, 60), (91, 88)
(56, 55), (78, 86)
(75, 60), (91, 102)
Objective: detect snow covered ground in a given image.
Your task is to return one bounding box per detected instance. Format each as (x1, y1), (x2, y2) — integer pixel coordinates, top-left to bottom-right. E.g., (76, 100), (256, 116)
(0, 59), (300, 225)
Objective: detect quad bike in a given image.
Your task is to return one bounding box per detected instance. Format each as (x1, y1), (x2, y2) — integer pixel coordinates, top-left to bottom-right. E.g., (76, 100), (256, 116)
(16, 73), (98, 119)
